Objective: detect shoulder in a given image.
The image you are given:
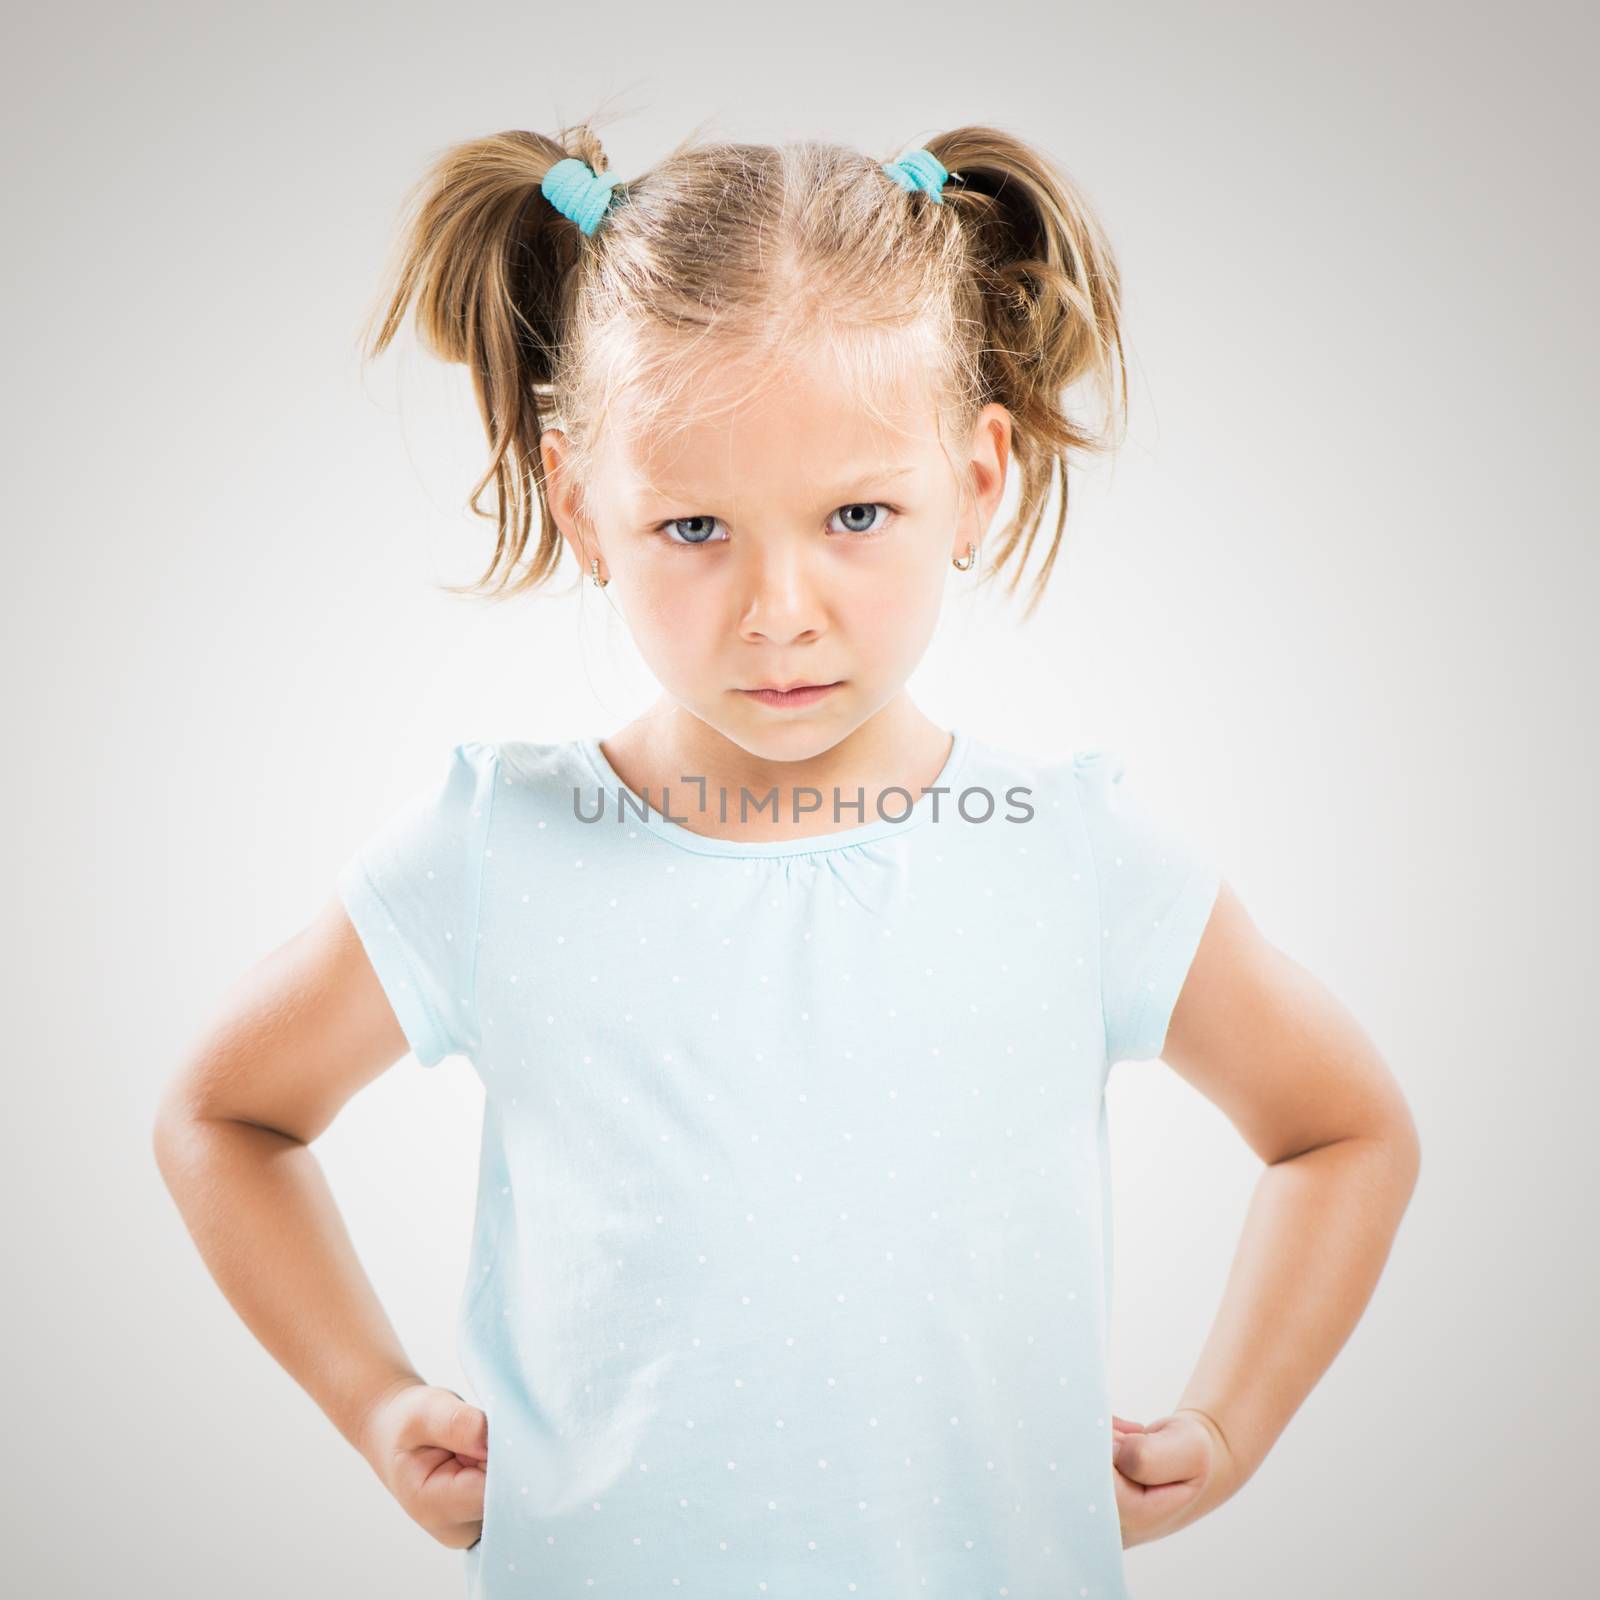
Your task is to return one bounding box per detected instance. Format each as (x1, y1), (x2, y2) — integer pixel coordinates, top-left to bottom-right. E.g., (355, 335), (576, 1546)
(1064, 743), (1209, 864)
(450, 738), (502, 791)
(1065, 745), (1133, 824)
(988, 739), (1211, 887)
(341, 741), (501, 878)
(457, 738), (620, 850)
(419, 740), (502, 829)
(489, 738), (572, 787)
(437, 737), (595, 801)
(1065, 744), (1126, 789)
(957, 732), (1102, 814)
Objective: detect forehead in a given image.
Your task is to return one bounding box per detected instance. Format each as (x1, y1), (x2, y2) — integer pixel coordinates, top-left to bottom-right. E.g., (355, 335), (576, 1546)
(605, 341), (948, 499)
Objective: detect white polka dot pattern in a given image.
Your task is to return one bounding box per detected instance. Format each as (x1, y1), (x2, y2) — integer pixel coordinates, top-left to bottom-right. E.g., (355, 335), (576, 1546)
(335, 734), (1220, 1598)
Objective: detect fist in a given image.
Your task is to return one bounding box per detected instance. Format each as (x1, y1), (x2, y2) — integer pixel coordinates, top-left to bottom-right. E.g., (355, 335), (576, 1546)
(1110, 1408), (1233, 1547)
(361, 1381), (490, 1549)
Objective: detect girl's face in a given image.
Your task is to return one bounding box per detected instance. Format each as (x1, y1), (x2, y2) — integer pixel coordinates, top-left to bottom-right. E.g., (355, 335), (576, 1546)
(543, 347), (1010, 766)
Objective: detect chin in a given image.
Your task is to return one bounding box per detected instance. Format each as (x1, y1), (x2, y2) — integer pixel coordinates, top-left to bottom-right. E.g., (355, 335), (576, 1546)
(727, 711), (848, 761)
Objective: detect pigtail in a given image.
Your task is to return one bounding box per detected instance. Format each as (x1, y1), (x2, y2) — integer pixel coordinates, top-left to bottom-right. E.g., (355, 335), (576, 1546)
(359, 121), (614, 598)
(922, 127), (1128, 619)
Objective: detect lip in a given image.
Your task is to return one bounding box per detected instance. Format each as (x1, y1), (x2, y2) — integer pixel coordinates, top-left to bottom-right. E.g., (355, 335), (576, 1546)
(738, 680), (843, 707)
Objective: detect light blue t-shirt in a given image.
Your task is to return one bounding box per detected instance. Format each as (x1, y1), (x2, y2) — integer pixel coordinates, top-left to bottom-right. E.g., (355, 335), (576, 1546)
(336, 729), (1221, 1599)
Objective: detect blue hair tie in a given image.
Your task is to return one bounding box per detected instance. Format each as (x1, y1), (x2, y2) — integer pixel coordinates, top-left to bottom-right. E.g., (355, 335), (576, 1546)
(541, 156), (624, 236)
(882, 147), (950, 204)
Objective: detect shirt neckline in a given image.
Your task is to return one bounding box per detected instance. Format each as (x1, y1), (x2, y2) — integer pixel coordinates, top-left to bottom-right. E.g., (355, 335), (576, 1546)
(575, 727), (973, 859)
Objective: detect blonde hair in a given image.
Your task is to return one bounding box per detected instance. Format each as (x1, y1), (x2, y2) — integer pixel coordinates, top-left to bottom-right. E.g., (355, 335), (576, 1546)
(361, 114), (1127, 620)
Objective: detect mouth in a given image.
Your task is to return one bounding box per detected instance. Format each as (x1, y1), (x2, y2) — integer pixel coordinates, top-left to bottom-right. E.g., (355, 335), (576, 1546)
(737, 680), (844, 708)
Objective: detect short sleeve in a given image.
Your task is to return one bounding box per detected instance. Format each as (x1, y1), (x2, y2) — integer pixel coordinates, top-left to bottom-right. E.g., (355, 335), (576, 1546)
(1072, 748), (1222, 1066)
(335, 741), (499, 1067)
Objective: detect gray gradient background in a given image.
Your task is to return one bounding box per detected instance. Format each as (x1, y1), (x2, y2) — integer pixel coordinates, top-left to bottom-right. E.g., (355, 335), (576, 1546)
(4, 1), (1593, 1595)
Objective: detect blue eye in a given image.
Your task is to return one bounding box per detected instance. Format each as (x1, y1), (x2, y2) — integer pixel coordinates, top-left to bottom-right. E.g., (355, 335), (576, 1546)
(828, 503), (895, 536)
(656, 515), (729, 546)
(651, 504), (898, 545)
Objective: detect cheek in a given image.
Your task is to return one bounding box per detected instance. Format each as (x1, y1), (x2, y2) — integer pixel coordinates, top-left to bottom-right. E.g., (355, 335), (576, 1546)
(611, 552), (699, 619)
(841, 553), (946, 631)
(629, 593), (715, 657)
(613, 580), (729, 683)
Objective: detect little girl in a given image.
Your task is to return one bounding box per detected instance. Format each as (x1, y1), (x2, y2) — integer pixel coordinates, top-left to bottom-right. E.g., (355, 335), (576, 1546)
(155, 120), (1420, 1599)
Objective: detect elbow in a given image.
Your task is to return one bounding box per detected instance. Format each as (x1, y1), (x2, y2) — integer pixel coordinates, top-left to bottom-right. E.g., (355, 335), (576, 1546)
(150, 1074), (201, 1186)
(1398, 1114), (1423, 1197)
(1377, 1097), (1423, 1203)
(1319, 1100), (1421, 1207)
(150, 1095), (183, 1185)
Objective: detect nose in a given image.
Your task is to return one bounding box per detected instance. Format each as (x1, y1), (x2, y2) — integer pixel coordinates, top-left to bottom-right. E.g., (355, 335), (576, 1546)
(737, 542), (827, 646)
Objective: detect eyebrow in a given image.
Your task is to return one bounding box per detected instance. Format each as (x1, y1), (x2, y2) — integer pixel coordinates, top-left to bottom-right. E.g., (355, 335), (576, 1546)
(639, 464), (920, 502)
(830, 464), (918, 493)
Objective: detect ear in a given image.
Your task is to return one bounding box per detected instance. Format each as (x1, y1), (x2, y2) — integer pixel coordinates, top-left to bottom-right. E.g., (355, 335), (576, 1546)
(540, 427), (588, 567)
(956, 402), (1012, 554)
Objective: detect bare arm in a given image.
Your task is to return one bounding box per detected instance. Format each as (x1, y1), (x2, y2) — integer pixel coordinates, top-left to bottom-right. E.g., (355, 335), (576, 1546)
(1114, 880), (1422, 1541)
(152, 893), (427, 1461)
